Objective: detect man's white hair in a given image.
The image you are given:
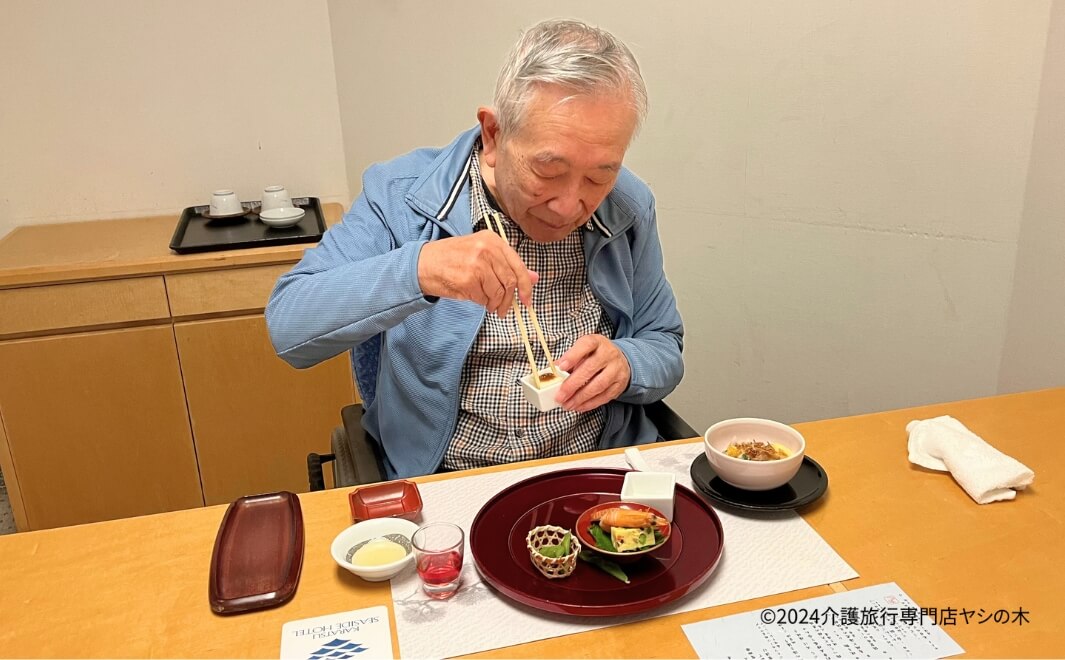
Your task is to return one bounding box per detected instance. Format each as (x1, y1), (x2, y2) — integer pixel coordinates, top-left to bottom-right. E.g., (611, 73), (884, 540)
(493, 19), (648, 138)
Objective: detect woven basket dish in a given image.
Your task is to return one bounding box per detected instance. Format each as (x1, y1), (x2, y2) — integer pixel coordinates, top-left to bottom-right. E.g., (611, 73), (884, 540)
(526, 525), (581, 579)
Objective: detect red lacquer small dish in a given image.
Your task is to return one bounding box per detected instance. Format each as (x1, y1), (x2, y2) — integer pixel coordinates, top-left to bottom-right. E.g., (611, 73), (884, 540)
(348, 479), (423, 522)
(575, 500), (672, 563)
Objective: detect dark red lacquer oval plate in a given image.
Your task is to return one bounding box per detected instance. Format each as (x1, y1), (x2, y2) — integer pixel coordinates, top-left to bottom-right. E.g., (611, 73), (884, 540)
(208, 491), (305, 615)
(469, 468), (724, 616)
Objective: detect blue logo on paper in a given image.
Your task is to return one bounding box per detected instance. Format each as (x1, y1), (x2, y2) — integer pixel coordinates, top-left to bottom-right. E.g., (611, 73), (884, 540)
(306, 638), (368, 659)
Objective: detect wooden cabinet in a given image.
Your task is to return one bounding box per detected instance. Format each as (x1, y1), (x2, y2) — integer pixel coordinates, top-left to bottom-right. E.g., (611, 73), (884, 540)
(0, 323), (203, 530)
(174, 316), (354, 505)
(165, 264), (356, 505)
(0, 206), (354, 530)
(0, 275), (202, 530)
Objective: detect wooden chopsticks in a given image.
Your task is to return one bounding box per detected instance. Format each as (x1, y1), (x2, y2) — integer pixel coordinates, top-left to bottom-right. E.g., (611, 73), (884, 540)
(484, 211), (562, 389)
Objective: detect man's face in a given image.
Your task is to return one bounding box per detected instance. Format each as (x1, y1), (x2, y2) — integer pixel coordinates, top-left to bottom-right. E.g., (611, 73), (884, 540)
(479, 86), (637, 243)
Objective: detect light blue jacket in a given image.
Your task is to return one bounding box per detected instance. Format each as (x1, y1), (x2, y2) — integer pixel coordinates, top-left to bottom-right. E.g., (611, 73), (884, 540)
(265, 127), (683, 479)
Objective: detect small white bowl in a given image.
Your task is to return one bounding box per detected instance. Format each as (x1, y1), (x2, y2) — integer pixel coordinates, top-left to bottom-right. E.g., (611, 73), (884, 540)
(703, 417), (805, 491)
(519, 369), (569, 412)
(621, 471), (676, 521)
(330, 517), (418, 582)
(259, 206), (305, 228)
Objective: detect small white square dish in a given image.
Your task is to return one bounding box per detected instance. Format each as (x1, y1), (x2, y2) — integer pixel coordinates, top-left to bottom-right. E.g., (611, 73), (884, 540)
(621, 470), (677, 521)
(519, 369), (569, 412)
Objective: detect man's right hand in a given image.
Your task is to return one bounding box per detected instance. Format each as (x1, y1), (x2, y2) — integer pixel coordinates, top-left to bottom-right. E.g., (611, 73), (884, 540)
(417, 233), (537, 317)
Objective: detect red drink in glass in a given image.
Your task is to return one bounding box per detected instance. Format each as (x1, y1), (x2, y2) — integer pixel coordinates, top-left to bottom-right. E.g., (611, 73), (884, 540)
(412, 523), (465, 599)
(417, 550), (462, 597)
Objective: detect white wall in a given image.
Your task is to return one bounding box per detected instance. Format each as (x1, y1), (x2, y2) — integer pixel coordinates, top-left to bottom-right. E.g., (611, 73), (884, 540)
(0, 0), (349, 240)
(328, 1), (1055, 430)
(1, 1), (1058, 431)
(999, 0), (1065, 393)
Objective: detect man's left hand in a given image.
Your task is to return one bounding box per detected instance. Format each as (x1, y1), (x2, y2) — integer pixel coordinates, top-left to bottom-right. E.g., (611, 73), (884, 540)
(554, 334), (631, 413)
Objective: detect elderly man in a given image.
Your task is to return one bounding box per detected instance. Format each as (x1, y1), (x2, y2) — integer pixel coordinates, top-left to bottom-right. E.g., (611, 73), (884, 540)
(266, 19), (683, 479)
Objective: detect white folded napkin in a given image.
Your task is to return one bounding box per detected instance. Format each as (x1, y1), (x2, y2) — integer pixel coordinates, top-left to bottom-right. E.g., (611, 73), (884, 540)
(906, 415), (1034, 504)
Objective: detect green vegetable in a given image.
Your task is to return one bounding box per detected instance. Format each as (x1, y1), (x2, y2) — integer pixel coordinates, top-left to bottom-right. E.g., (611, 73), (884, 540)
(537, 531), (572, 558)
(578, 550), (630, 584)
(538, 544), (561, 558)
(588, 524), (616, 552)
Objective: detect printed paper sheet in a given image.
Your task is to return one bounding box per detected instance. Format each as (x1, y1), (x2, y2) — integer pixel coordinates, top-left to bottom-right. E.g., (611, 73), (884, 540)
(682, 582), (964, 659)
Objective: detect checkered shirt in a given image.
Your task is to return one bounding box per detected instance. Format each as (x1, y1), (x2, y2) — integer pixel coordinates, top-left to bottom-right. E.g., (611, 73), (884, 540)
(442, 146), (614, 470)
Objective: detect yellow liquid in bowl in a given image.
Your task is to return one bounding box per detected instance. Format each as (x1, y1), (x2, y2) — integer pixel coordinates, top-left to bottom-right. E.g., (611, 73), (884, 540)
(352, 538), (407, 566)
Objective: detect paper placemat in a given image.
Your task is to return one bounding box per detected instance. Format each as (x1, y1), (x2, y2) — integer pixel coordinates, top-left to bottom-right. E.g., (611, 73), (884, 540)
(389, 443), (858, 659)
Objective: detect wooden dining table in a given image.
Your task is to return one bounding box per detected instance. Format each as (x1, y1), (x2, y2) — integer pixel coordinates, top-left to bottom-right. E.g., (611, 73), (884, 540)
(0, 387), (1060, 658)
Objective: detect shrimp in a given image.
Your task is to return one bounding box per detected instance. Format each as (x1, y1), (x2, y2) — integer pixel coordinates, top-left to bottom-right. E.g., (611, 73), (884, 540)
(591, 507), (668, 532)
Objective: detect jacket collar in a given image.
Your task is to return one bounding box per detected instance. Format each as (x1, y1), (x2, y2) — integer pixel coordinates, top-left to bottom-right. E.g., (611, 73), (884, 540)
(404, 127), (479, 236)
(404, 125), (635, 239)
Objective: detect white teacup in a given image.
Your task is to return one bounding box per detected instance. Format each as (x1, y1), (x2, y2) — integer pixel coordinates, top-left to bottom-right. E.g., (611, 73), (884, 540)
(260, 185), (293, 213)
(209, 190), (244, 217)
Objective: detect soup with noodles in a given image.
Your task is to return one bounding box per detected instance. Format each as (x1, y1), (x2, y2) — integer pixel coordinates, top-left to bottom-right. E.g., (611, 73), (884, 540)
(725, 439), (791, 461)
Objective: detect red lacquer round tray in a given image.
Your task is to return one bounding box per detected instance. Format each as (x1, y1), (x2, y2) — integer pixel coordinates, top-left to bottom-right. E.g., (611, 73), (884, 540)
(469, 468), (724, 616)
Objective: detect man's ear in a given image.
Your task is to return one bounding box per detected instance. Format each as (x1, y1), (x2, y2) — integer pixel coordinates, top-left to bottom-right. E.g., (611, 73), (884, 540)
(477, 106), (502, 168)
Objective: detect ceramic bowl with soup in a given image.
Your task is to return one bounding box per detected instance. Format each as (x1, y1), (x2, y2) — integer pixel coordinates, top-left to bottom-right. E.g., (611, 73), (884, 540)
(703, 418), (805, 491)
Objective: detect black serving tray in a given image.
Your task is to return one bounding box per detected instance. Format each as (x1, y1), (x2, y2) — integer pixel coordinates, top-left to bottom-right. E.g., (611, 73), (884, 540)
(170, 197), (326, 254)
